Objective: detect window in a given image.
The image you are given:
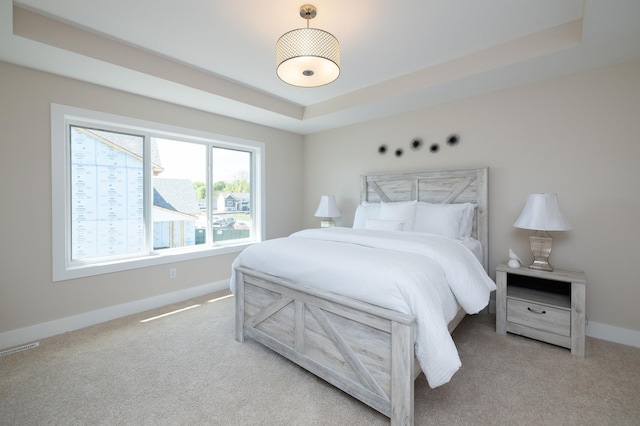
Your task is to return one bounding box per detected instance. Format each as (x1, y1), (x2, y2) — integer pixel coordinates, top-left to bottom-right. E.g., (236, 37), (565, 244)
(52, 104), (264, 281)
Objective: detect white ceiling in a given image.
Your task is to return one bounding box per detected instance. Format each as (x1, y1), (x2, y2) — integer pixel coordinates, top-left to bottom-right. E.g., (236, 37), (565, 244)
(1, 0), (640, 134)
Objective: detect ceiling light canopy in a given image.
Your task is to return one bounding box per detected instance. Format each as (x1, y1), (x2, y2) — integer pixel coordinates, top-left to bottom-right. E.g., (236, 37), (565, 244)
(276, 4), (340, 88)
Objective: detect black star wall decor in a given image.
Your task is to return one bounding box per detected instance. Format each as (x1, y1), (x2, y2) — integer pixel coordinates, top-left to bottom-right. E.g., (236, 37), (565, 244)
(378, 134), (461, 158)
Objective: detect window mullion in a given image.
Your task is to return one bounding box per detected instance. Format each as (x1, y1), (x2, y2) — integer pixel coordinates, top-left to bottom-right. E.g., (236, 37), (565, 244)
(206, 144), (213, 245)
(144, 134), (153, 253)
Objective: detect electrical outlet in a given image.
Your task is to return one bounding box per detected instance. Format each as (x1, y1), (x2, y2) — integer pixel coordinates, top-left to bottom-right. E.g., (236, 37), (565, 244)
(169, 268), (177, 279)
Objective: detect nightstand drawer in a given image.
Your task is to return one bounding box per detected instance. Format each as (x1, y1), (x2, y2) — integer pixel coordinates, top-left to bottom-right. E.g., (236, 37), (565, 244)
(507, 298), (570, 336)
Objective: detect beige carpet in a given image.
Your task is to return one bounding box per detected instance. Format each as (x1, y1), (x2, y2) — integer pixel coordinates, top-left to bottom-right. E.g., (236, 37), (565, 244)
(1, 291), (639, 426)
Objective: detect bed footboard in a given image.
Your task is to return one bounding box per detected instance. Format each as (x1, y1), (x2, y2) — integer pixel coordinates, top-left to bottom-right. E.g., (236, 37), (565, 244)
(235, 266), (417, 425)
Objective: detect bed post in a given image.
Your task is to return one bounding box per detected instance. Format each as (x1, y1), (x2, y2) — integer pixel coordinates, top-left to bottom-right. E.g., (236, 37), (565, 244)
(235, 270), (245, 343)
(391, 320), (414, 425)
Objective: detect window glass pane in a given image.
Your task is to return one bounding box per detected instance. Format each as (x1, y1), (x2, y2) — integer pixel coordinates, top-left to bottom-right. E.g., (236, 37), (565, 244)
(152, 138), (206, 250)
(70, 126), (145, 261)
(211, 147), (252, 243)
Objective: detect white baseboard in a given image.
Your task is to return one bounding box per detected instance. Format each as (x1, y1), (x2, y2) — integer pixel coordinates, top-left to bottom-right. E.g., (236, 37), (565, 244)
(487, 299), (638, 348)
(586, 321), (640, 348)
(4, 285), (639, 351)
(0, 279), (229, 351)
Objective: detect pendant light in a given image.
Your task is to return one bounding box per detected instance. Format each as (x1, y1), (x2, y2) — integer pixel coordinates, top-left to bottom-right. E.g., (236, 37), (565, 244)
(276, 4), (340, 87)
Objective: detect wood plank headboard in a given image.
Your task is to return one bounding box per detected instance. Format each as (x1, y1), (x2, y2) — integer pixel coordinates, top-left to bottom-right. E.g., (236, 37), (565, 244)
(361, 167), (489, 272)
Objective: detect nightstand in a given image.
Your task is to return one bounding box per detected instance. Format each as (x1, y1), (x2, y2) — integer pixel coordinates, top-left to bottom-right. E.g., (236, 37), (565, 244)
(495, 264), (586, 357)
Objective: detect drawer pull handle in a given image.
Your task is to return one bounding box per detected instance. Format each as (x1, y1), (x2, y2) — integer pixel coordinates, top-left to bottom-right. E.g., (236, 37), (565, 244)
(527, 307), (546, 315)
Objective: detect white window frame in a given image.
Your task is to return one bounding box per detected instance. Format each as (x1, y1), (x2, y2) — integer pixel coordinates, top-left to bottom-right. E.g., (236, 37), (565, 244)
(51, 104), (265, 282)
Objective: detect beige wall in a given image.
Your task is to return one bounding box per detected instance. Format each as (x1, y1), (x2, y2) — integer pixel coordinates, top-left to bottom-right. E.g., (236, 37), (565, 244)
(303, 59), (640, 333)
(2, 57), (639, 342)
(0, 62), (303, 333)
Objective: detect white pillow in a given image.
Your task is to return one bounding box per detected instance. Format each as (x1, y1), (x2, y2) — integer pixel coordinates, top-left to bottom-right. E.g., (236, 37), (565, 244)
(459, 203), (476, 239)
(352, 202), (381, 229)
(379, 200), (417, 231)
(414, 202), (475, 239)
(364, 218), (404, 231)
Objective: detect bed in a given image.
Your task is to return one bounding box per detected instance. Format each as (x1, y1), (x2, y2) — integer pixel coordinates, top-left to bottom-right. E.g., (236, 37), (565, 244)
(231, 167), (493, 425)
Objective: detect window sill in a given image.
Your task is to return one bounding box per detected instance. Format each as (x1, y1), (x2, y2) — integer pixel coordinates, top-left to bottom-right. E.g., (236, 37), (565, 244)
(53, 243), (252, 282)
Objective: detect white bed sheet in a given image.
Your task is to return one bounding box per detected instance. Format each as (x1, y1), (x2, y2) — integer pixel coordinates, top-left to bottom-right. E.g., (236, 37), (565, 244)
(230, 227), (496, 388)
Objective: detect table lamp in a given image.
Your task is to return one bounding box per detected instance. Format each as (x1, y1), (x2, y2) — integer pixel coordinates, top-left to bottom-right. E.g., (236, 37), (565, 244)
(513, 193), (572, 271)
(314, 195), (341, 227)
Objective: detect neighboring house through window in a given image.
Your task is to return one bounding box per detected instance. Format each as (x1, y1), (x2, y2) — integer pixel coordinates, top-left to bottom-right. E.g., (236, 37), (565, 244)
(52, 104), (264, 281)
(153, 178), (201, 250)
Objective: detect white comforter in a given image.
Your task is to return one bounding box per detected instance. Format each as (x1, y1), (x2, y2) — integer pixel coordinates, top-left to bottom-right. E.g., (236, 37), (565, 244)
(230, 227), (496, 388)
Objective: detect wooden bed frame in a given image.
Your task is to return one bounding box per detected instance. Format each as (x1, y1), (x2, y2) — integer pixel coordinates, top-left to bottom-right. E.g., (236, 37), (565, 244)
(235, 168), (488, 425)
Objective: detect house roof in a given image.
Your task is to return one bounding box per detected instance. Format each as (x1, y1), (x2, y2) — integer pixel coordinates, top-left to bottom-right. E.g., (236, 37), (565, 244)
(85, 128), (163, 173)
(79, 128), (199, 217)
(153, 179), (200, 215)
(222, 193), (250, 201)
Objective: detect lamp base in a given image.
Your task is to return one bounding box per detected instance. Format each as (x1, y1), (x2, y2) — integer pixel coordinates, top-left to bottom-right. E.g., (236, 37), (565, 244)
(320, 218), (335, 228)
(528, 231), (554, 271)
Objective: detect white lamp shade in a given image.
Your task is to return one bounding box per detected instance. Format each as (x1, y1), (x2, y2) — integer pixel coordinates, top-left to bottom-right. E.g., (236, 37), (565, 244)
(513, 193), (572, 231)
(314, 195), (341, 218)
(276, 28), (340, 87)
